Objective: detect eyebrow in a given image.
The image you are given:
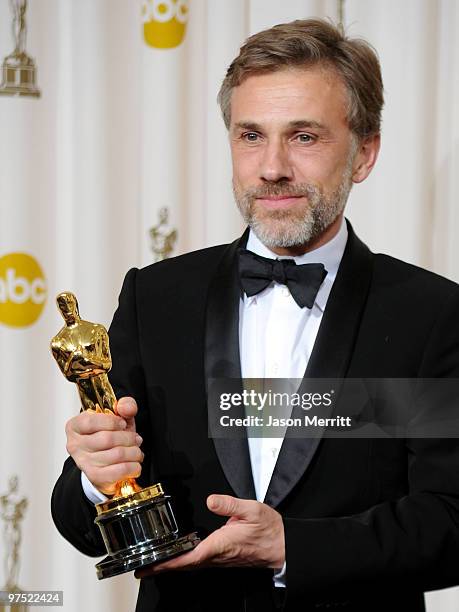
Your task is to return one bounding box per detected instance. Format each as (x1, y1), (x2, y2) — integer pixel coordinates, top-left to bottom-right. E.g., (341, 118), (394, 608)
(233, 119), (327, 132)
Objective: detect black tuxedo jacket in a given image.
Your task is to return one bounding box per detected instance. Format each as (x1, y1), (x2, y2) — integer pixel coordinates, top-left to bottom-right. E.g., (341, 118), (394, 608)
(52, 223), (459, 612)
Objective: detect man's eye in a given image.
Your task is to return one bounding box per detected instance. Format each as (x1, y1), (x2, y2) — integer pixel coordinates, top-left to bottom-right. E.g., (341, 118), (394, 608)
(243, 132), (259, 142)
(296, 133), (314, 143)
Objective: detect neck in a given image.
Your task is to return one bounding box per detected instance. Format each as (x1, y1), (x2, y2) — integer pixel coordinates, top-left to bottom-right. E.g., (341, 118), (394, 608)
(267, 214), (343, 256)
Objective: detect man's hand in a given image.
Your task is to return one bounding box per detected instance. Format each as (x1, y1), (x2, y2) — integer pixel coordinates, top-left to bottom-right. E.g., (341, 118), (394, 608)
(65, 396), (144, 495)
(135, 494), (285, 578)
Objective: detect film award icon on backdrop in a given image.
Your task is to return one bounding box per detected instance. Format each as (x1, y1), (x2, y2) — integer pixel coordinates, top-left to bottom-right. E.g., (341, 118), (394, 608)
(50, 292), (199, 579)
(0, 476), (28, 612)
(0, 0), (40, 98)
(149, 207), (178, 262)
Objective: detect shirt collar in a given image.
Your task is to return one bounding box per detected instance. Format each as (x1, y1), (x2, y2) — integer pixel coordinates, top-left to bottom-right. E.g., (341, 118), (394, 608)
(245, 218), (348, 311)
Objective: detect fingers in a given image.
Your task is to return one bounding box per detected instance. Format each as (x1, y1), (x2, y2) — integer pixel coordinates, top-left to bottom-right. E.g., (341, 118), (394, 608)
(81, 430), (142, 453)
(64, 397), (143, 495)
(80, 445), (144, 496)
(85, 462), (143, 493)
(66, 423), (142, 455)
(68, 412), (126, 436)
(91, 445), (144, 468)
(134, 496), (285, 577)
(207, 495), (259, 521)
(135, 543), (207, 578)
(116, 397), (138, 432)
(66, 396), (138, 436)
(134, 497), (285, 576)
(135, 528), (234, 577)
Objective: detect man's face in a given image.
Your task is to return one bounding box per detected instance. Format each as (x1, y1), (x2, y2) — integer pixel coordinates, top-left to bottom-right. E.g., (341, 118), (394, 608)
(229, 66), (374, 252)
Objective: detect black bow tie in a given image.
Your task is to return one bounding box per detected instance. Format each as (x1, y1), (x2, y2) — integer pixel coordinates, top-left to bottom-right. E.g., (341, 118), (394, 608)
(237, 248), (327, 309)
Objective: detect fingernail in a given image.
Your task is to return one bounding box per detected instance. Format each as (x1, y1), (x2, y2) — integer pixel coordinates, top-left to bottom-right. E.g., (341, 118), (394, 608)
(136, 434), (143, 445)
(119, 398), (135, 410)
(208, 495), (219, 510)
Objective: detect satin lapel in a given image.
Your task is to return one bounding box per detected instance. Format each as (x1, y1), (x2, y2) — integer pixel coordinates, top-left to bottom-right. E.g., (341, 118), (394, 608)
(205, 228), (256, 500)
(264, 223), (374, 508)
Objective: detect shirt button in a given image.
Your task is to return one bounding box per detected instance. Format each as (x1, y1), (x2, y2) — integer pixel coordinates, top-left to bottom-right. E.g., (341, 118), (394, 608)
(272, 363), (279, 374)
(282, 287), (290, 297)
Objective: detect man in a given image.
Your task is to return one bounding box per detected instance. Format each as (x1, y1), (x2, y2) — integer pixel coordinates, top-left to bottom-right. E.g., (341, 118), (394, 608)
(51, 19), (459, 612)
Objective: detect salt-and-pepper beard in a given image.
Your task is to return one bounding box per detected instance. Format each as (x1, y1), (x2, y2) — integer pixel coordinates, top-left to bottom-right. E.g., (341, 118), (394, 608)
(233, 150), (356, 250)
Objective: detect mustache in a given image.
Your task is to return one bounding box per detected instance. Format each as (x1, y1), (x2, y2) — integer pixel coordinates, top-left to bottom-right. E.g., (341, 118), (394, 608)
(240, 181), (318, 199)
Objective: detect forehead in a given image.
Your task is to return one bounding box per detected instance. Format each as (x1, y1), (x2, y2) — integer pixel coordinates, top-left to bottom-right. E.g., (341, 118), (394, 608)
(230, 66), (349, 129)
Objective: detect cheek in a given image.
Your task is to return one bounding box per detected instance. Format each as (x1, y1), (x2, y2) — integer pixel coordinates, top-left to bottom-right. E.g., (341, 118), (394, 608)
(231, 148), (260, 187)
(289, 150), (324, 178)
(290, 151), (345, 189)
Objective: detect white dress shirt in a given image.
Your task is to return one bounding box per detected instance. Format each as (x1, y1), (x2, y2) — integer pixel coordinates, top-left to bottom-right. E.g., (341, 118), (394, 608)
(82, 219), (348, 584)
(240, 219), (347, 586)
(82, 470), (108, 505)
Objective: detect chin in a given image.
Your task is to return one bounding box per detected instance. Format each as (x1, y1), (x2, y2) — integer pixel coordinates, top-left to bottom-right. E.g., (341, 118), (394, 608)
(251, 219), (314, 249)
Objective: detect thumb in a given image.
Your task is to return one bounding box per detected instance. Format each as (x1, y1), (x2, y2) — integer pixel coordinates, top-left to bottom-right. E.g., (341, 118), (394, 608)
(207, 494), (253, 519)
(115, 396), (138, 432)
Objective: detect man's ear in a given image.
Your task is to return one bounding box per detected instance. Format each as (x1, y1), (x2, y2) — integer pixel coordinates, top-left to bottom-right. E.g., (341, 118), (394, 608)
(352, 133), (381, 184)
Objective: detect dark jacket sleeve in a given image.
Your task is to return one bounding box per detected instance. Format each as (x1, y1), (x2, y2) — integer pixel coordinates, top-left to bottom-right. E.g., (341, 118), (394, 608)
(51, 456), (105, 557)
(51, 267), (150, 556)
(284, 287), (459, 598)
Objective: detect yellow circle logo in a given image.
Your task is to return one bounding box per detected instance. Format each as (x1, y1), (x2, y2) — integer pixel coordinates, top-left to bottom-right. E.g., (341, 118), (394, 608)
(0, 253), (47, 328)
(142, 0), (189, 49)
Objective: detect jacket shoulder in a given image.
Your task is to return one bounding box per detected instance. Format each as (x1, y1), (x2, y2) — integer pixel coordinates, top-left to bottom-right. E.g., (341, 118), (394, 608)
(137, 243), (230, 283)
(373, 253), (459, 298)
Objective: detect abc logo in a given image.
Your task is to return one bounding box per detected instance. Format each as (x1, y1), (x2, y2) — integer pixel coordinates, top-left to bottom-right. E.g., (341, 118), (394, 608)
(0, 253), (47, 328)
(142, 0), (189, 49)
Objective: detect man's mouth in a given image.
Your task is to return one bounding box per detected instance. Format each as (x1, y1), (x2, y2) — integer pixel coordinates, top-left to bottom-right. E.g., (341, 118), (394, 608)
(255, 195), (304, 209)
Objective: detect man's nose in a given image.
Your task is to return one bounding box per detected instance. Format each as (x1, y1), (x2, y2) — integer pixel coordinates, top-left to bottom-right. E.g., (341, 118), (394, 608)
(259, 141), (293, 183)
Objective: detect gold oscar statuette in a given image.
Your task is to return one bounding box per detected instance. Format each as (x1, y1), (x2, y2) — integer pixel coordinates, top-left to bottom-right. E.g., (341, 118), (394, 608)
(51, 292), (199, 579)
